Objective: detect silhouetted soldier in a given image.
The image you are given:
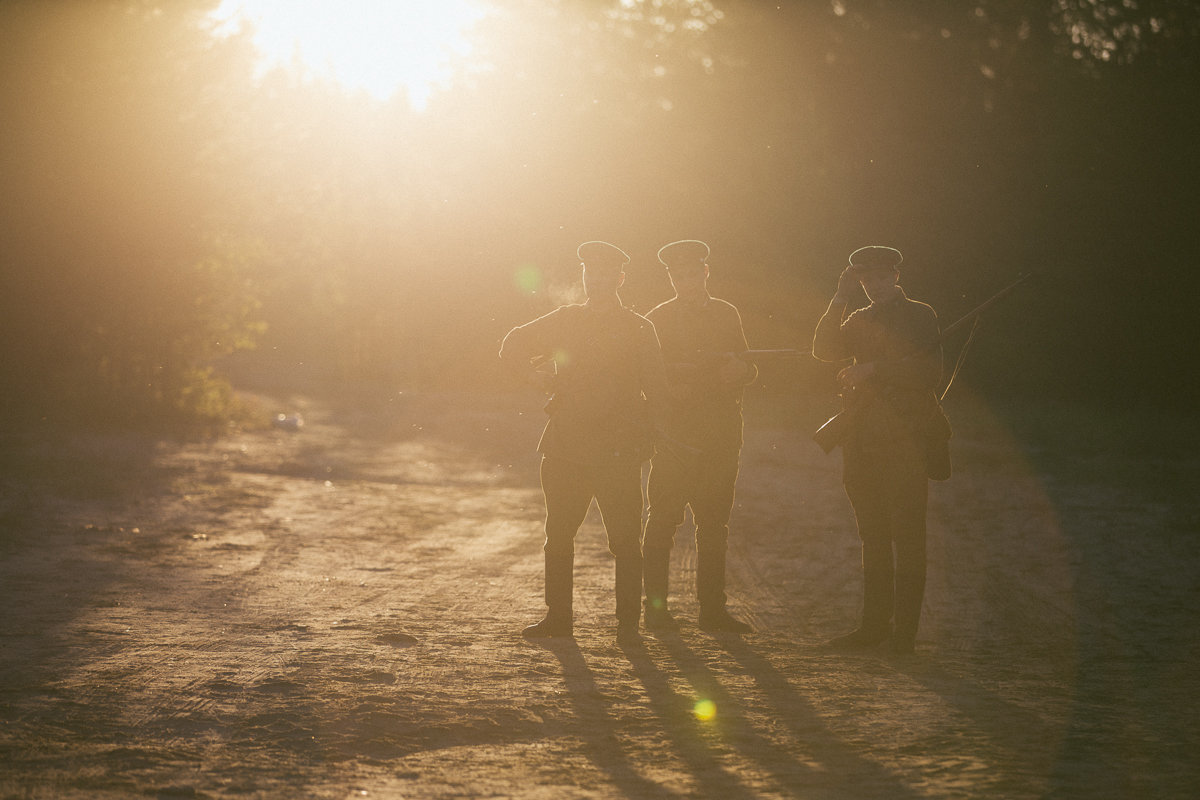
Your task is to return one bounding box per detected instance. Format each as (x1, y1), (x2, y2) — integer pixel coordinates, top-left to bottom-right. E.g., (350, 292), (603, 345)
(500, 241), (668, 640)
(812, 246), (942, 654)
(642, 240), (756, 633)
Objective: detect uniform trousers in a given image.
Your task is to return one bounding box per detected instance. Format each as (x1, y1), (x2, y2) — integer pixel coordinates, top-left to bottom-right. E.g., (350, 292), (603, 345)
(642, 446), (741, 613)
(843, 438), (928, 645)
(540, 455), (644, 624)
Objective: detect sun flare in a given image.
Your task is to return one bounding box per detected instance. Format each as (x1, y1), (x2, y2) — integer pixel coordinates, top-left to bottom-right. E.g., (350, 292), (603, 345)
(210, 0), (488, 109)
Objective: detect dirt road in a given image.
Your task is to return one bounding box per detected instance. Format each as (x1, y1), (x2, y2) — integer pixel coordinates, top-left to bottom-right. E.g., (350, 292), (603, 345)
(1, 391), (1197, 798)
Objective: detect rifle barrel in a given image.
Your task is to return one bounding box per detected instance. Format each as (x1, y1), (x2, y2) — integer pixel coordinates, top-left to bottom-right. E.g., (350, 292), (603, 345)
(738, 349), (807, 361)
(939, 272), (1033, 340)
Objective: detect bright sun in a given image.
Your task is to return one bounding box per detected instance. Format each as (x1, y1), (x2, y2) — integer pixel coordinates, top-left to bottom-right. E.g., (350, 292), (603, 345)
(210, 0), (488, 109)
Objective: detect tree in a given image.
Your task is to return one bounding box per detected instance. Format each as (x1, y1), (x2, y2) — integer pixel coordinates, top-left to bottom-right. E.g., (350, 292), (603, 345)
(0, 0), (267, 425)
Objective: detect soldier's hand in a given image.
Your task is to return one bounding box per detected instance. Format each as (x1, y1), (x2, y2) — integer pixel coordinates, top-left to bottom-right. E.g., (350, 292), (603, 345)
(837, 362), (875, 390)
(834, 266), (861, 304)
(530, 370), (557, 394)
(718, 352), (750, 384)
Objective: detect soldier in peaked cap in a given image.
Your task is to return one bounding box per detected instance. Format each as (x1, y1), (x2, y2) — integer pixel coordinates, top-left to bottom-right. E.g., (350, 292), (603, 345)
(847, 245), (904, 271)
(576, 240), (630, 268)
(641, 240), (757, 633)
(500, 241), (669, 640)
(812, 245), (946, 655)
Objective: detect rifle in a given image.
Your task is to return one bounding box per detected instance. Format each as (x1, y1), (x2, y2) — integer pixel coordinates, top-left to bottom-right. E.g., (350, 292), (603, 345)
(936, 272), (1033, 340)
(679, 349), (807, 365)
(670, 348), (807, 382)
(733, 349), (807, 363)
(813, 272), (1033, 454)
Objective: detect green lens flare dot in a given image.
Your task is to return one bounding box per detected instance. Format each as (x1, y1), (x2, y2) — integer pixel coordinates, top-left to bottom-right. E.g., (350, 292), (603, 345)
(515, 265), (542, 294)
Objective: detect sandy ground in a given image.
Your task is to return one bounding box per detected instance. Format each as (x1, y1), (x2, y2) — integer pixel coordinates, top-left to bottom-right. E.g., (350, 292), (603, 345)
(1, 389), (1198, 799)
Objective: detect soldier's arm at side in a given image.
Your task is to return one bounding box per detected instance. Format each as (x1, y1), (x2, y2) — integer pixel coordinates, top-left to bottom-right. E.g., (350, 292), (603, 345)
(637, 318), (671, 424)
(725, 305), (759, 386)
(646, 304), (691, 399)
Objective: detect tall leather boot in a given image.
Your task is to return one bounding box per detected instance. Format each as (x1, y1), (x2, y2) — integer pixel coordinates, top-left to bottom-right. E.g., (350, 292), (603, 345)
(642, 545), (677, 629)
(523, 551), (573, 638)
(828, 559), (892, 650)
(889, 569), (926, 654)
(614, 554), (643, 628)
(697, 545), (752, 633)
(861, 559), (895, 636)
(614, 556), (642, 639)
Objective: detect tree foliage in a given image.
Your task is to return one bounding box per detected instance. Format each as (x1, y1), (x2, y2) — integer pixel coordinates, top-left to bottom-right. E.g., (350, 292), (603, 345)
(1, 0), (1196, 430)
(0, 0), (266, 425)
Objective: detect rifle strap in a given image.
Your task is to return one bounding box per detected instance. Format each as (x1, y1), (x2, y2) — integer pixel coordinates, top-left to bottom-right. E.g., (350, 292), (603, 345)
(939, 315), (981, 403)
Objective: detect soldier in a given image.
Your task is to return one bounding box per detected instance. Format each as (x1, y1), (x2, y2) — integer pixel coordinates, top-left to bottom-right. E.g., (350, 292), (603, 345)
(642, 240), (756, 633)
(500, 241), (668, 640)
(812, 246), (943, 655)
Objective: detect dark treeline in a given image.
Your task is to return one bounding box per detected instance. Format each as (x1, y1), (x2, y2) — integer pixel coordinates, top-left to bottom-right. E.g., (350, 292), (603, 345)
(1, 0), (1197, 429)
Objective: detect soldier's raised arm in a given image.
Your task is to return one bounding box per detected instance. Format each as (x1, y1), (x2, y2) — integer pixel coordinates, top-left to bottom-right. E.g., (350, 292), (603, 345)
(812, 266), (861, 363)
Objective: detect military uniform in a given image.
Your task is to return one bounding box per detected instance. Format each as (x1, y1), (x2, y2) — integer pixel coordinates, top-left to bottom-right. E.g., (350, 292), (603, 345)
(500, 242), (667, 637)
(812, 246), (942, 653)
(642, 240), (757, 631)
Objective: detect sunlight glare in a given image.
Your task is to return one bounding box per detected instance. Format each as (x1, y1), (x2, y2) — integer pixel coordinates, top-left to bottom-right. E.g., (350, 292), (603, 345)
(211, 0), (488, 109)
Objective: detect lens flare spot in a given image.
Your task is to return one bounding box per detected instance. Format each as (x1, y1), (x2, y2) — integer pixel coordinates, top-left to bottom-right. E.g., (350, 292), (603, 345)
(553, 349), (571, 367)
(693, 699), (716, 721)
(514, 264), (542, 294)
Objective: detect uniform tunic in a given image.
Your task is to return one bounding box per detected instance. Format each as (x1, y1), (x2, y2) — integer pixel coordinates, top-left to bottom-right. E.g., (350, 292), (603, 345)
(647, 295), (756, 454)
(813, 289), (942, 482)
(503, 301), (666, 466)
(643, 294), (757, 611)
